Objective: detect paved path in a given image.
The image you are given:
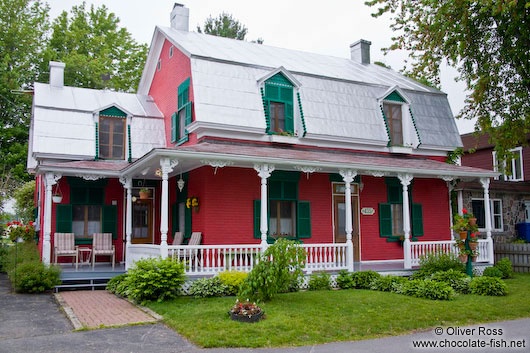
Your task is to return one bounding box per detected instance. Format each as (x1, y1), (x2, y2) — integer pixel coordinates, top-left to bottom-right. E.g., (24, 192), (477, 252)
(60, 290), (156, 328)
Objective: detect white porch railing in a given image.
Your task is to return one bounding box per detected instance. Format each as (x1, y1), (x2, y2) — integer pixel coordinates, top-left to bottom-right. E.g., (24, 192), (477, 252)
(409, 239), (491, 267)
(127, 244), (161, 269)
(301, 243), (348, 273)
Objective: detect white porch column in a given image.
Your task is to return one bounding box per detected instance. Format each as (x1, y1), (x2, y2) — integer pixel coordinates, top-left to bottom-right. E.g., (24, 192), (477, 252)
(253, 164), (275, 247)
(443, 177), (455, 240)
(160, 158), (178, 259)
(339, 169), (357, 272)
(457, 190), (464, 216)
(119, 177), (133, 269)
(480, 177), (494, 264)
(43, 173), (61, 265)
(398, 173), (413, 269)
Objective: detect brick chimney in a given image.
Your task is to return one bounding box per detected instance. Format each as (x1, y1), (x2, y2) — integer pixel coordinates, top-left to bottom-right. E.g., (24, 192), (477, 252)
(350, 39), (371, 65)
(170, 3), (189, 31)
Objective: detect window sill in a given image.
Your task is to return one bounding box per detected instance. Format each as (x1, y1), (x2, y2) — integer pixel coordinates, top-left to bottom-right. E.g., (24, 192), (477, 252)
(176, 136), (189, 146)
(389, 146), (413, 154)
(268, 134), (300, 144)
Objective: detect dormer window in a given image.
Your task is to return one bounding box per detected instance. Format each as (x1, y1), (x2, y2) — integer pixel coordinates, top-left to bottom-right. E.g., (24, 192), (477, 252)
(264, 74), (294, 134)
(98, 106), (128, 160)
(379, 88), (420, 150)
(383, 103), (403, 145)
(270, 102), (287, 132)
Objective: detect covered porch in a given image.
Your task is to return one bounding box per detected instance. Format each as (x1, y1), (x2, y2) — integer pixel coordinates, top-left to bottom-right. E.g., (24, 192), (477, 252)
(36, 141), (498, 275)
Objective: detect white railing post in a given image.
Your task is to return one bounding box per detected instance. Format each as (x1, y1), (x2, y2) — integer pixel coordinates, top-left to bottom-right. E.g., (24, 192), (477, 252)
(120, 177), (133, 269)
(339, 169), (357, 272)
(480, 177), (494, 264)
(159, 158), (178, 259)
(254, 164), (275, 251)
(43, 173), (61, 265)
(399, 173), (413, 269)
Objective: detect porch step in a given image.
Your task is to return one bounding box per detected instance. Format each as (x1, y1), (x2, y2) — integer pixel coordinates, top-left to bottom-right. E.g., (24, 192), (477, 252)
(56, 270), (125, 292)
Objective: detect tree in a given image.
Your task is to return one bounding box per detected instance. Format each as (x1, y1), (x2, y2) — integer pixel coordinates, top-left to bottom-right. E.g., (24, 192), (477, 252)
(39, 2), (148, 92)
(365, 0), (530, 164)
(0, 0), (49, 184)
(197, 12), (248, 40)
(13, 180), (35, 221)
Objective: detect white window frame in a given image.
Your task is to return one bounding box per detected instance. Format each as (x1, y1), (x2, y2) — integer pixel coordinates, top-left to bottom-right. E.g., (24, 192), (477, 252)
(169, 45), (174, 58)
(471, 197), (503, 232)
(492, 147), (523, 181)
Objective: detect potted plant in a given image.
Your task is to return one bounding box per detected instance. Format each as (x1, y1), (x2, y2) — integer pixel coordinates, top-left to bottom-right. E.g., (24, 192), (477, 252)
(52, 184), (63, 203)
(469, 232), (479, 251)
(452, 214), (469, 240)
(228, 299), (264, 323)
(470, 249), (479, 262)
(139, 188), (150, 200)
(458, 249), (470, 263)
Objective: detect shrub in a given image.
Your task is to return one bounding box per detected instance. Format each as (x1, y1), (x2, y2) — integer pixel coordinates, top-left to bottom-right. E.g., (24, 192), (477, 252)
(482, 266), (503, 278)
(189, 277), (229, 298)
(352, 271), (380, 289)
(9, 262), (61, 293)
(4, 242), (41, 272)
(495, 258), (513, 279)
(470, 276), (507, 296)
(412, 253), (465, 280)
(370, 275), (408, 292)
(336, 270), (355, 289)
(219, 271), (248, 295)
(126, 257), (186, 304)
(239, 239), (306, 301)
(430, 269), (471, 294)
(106, 274), (129, 295)
(308, 272), (331, 291)
(395, 279), (454, 300)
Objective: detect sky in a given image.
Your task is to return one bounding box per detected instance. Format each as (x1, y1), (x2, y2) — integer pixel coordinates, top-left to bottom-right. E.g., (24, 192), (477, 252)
(45, 0), (476, 134)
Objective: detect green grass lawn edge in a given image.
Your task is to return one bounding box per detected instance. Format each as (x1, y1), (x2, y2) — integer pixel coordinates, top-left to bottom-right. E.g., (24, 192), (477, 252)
(147, 274), (530, 348)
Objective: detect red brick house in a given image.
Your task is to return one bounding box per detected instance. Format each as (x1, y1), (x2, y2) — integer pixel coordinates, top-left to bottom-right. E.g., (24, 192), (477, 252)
(458, 132), (530, 241)
(28, 4), (496, 274)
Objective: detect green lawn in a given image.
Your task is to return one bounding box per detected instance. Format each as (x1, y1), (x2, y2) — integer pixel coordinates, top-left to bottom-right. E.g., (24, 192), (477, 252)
(147, 274), (530, 348)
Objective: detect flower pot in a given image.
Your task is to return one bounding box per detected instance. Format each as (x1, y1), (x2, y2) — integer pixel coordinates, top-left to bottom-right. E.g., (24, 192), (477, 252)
(52, 195), (63, 203)
(468, 217), (477, 227)
(459, 231), (468, 240)
(469, 242), (478, 251)
(471, 256), (477, 262)
(458, 254), (468, 263)
(458, 242), (466, 250)
(229, 311), (264, 323)
(139, 191), (150, 200)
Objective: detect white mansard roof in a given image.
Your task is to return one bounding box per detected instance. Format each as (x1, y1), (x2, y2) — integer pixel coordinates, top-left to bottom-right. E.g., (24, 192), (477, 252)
(138, 27), (462, 150)
(28, 83), (166, 170)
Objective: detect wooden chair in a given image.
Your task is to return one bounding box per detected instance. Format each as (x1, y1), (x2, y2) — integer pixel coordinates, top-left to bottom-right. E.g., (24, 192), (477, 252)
(92, 233), (115, 270)
(54, 233), (78, 270)
(172, 231), (183, 246)
(188, 232), (202, 245)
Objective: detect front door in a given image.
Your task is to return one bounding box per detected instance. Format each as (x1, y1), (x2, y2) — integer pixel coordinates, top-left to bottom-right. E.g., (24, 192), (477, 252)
(334, 195), (360, 261)
(132, 199), (153, 244)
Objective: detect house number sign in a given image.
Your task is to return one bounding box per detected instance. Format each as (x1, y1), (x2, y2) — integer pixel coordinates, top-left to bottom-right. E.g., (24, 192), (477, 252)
(361, 207), (375, 216)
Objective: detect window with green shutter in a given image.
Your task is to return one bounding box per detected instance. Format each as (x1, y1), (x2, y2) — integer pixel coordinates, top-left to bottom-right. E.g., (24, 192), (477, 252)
(174, 77), (192, 145)
(378, 177), (423, 242)
(56, 204), (73, 233)
(102, 205), (118, 239)
(263, 73), (294, 134)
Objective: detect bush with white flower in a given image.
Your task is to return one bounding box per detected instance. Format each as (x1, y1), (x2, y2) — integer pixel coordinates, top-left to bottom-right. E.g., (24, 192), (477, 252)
(3, 221), (35, 243)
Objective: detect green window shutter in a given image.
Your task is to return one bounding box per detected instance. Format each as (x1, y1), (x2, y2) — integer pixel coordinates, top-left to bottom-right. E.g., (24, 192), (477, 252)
(253, 200), (261, 239)
(70, 187), (87, 204)
(285, 102), (294, 133)
(33, 207), (38, 222)
(379, 203), (392, 237)
(102, 205), (118, 239)
(388, 185), (402, 203)
(269, 180), (282, 199)
(411, 203), (424, 237)
(265, 84), (280, 101)
(184, 101), (192, 127)
(184, 204), (192, 240)
(282, 181), (297, 200)
(178, 78), (190, 108)
(56, 204), (72, 233)
(87, 187), (104, 205)
(171, 112), (177, 143)
(297, 201), (311, 239)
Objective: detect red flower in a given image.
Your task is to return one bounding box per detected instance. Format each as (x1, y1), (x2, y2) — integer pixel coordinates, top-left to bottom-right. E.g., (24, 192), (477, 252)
(7, 223), (11, 226)
(470, 233), (476, 237)
(462, 209), (468, 214)
(29, 221), (34, 226)
(25, 229), (29, 232)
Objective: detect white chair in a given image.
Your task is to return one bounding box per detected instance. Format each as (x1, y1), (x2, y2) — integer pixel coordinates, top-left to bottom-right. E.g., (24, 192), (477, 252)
(54, 233), (78, 270)
(172, 231), (184, 245)
(188, 232), (202, 245)
(92, 233), (115, 270)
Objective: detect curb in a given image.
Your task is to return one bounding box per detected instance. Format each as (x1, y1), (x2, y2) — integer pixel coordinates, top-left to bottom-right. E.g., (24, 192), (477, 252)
(54, 293), (84, 330)
(125, 298), (163, 321)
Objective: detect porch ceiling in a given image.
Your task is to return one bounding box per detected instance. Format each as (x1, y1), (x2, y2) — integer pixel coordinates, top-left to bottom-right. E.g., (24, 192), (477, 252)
(36, 141), (498, 180)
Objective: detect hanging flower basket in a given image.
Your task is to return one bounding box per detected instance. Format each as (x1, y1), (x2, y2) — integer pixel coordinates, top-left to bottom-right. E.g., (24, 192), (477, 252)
(458, 231), (468, 240)
(52, 195), (63, 203)
(458, 254), (468, 263)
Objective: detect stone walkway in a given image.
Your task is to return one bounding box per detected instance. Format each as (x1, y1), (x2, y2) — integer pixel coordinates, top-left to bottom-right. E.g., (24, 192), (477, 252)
(59, 290), (157, 328)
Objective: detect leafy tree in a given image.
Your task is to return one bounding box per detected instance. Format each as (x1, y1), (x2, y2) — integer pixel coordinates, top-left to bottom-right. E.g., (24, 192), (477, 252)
(197, 12), (248, 40)
(13, 180), (35, 221)
(0, 0), (49, 184)
(365, 0), (530, 164)
(38, 2), (148, 92)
